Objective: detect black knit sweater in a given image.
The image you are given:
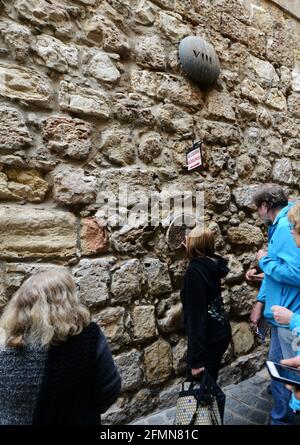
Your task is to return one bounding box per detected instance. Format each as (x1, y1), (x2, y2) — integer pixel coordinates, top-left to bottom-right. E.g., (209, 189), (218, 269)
(0, 323), (121, 425)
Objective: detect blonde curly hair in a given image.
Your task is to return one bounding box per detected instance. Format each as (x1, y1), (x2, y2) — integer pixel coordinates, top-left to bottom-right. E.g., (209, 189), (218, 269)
(0, 269), (90, 348)
(288, 203), (300, 235)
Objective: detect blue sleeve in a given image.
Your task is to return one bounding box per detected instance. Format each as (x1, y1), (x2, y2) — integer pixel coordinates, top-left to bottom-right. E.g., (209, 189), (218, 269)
(290, 313), (300, 336)
(257, 278), (266, 303)
(290, 393), (300, 412)
(259, 256), (300, 286)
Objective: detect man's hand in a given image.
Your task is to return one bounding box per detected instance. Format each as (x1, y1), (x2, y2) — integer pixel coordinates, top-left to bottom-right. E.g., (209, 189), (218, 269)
(281, 357), (300, 400)
(246, 268), (264, 282)
(272, 305), (293, 325)
(257, 249), (268, 261)
(191, 367), (205, 377)
(250, 301), (264, 327)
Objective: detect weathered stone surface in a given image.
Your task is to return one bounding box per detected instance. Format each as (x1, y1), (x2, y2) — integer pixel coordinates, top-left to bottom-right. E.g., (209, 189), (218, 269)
(156, 12), (191, 43)
(112, 94), (155, 127)
(15, 0), (80, 38)
(220, 13), (248, 44)
(133, 0), (156, 26)
(111, 259), (145, 304)
(0, 168), (49, 203)
(225, 255), (244, 284)
(42, 116), (93, 160)
(131, 70), (203, 109)
(135, 35), (166, 70)
(59, 81), (110, 119)
(237, 101), (256, 120)
(157, 302), (183, 334)
(0, 106), (32, 151)
(115, 349), (143, 391)
(232, 185), (261, 210)
(247, 55), (279, 88)
(288, 93), (300, 118)
(230, 284), (259, 317)
(132, 305), (157, 340)
(173, 337), (187, 376)
(85, 50), (121, 83)
(292, 64), (300, 92)
(257, 106), (272, 127)
(156, 104), (193, 134)
(144, 339), (173, 385)
(138, 132), (162, 164)
(231, 322), (255, 356)
(84, 13), (130, 56)
(31, 35), (78, 73)
(0, 63), (52, 108)
(0, 263), (6, 308)
(272, 158), (300, 185)
(205, 183), (231, 210)
(80, 217), (109, 256)
(73, 257), (114, 308)
(203, 90), (236, 122)
(0, 205), (77, 260)
(0, 19), (31, 61)
(197, 121), (241, 145)
(236, 154), (253, 179)
(266, 88), (287, 111)
(52, 164), (97, 208)
(241, 79), (265, 103)
(144, 257), (172, 296)
(93, 306), (131, 351)
(100, 125), (136, 166)
(228, 224), (264, 247)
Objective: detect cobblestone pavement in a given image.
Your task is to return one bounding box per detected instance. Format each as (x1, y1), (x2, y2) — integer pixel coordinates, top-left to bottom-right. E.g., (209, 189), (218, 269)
(131, 368), (272, 425)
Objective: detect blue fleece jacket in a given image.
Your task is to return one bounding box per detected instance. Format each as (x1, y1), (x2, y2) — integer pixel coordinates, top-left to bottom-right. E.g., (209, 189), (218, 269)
(257, 203), (300, 327)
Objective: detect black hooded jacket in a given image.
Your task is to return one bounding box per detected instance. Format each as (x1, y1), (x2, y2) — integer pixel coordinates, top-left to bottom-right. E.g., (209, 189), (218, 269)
(180, 254), (231, 369)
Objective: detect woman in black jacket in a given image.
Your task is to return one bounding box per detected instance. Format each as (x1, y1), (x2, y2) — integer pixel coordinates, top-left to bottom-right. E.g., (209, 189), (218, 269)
(181, 226), (231, 382)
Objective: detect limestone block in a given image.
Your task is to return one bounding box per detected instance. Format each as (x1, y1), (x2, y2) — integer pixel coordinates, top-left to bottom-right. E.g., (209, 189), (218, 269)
(15, 0), (80, 38)
(156, 11), (192, 43)
(135, 35), (166, 70)
(42, 116), (93, 161)
(203, 90), (236, 122)
(112, 94), (155, 127)
(86, 50), (121, 83)
(0, 105), (32, 151)
(231, 322), (254, 356)
(115, 349), (143, 391)
(173, 337), (187, 376)
(232, 184), (261, 210)
(100, 125), (136, 166)
(0, 63), (52, 108)
(111, 259), (145, 303)
(266, 89), (287, 111)
(156, 104), (194, 134)
(0, 205), (77, 260)
(93, 306), (131, 350)
(59, 81), (110, 119)
(138, 132), (162, 164)
(31, 34), (78, 73)
(143, 257), (172, 296)
(197, 120), (241, 145)
(73, 257), (114, 308)
(228, 224), (264, 247)
(132, 305), (157, 340)
(241, 78), (265, 103)
(288, 93), (300, 118)
(144, 339), (173, 385)
(230, 284), (259, 317)
(0, 168), (49, 203)
(84, 14), (130, 56)
(80, 217), (109, 256)
(52, 164), (97, 208)
(273, 158), (300, 185)
(0, 19), (31, 61)
(225, 255), (244, 284)
(247, 54), (279, 88)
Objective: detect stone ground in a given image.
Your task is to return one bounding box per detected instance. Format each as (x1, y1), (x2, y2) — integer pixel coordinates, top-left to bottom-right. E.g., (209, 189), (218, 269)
(131, 368), (272, 425)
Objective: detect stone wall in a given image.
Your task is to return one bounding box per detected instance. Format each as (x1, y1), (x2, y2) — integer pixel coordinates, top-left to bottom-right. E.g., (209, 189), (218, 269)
(0, 0), (299, 424)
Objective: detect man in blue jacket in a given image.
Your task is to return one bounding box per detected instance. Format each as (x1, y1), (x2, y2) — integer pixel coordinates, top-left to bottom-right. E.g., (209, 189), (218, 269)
(249, 185), (300, 425)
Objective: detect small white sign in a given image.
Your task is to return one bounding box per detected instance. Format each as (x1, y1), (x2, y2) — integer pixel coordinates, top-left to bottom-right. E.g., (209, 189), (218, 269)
(187, 146), (202, 171)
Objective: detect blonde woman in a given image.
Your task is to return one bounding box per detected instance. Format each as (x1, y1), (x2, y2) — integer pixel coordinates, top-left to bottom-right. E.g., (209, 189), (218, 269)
(180, 227), (231, 382)
(0, 269), (121, 425)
